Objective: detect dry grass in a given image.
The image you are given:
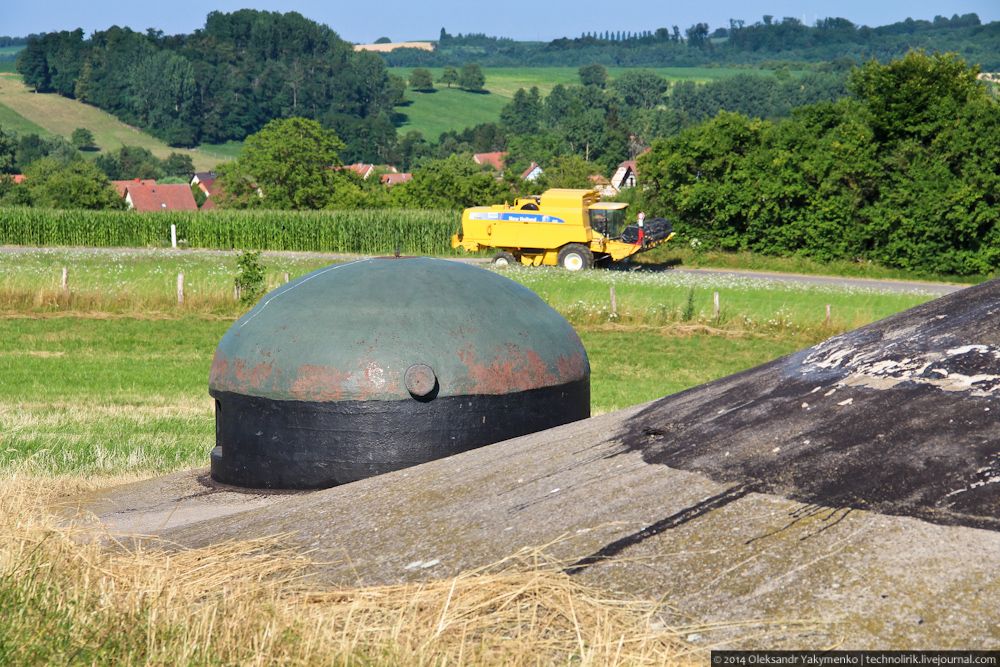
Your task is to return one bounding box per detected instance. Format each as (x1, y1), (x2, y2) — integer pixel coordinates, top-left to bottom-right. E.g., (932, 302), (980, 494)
(0, 287), (242, 318)
(0, 475), (697, 666)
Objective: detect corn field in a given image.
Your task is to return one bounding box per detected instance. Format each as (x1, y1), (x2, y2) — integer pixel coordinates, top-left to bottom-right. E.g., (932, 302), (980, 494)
(0, 208), (461, 254)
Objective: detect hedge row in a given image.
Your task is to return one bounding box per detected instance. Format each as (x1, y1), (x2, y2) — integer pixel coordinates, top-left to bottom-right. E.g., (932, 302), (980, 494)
(0, 208), (462, 255)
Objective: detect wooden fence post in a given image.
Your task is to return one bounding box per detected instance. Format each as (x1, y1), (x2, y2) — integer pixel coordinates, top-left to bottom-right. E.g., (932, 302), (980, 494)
(825, 304), (831, 326)
(177, 273), (184, 304)
(61, 267), (68, 292)
(170, 224), (177, 249)
(284, 272), (290, 284)
(713, 291), (720, 320)
(609, 284), (618, 319)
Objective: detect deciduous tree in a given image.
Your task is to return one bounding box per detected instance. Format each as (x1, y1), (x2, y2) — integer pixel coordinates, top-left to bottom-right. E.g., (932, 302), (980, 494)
(458, 63), (485, 92)
(218, 117), (348, 210)
(500, 87), (543, 134)
(578, 64), (608, 88)
(71, 127), (97, 151)
(611, 70), (669, 109)
(409, 68), (435, 91)
(23, 157), (124, 209)
(390, 154), (512, 208)
(439, 66), (458, 88)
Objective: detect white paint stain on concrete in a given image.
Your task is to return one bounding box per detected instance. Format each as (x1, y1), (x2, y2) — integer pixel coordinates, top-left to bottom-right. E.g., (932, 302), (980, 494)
(802, 340), (1000, 397)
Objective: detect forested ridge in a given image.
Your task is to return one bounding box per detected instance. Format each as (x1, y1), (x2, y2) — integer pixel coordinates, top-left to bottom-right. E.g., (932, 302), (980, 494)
(16, 11), (403, 154)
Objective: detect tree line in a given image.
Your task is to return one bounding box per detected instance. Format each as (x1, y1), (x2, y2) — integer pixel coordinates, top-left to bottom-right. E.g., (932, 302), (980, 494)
(16, 10), (403, 160)
(384, 14), (1000, 69)
(637, 51), (999, 276)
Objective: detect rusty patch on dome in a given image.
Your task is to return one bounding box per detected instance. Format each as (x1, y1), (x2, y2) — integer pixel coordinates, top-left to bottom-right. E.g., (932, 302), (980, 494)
(457, 344), (585, 394)
(290, 364), (351, 402)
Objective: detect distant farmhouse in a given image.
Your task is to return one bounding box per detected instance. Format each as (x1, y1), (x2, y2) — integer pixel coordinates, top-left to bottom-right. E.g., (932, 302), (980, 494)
(380, 172), (412, 186)
(114, 179), (198, 212)
(520, 162), (543, 182)
(610, 160), (637, 191)
(473, 152), (507, 171)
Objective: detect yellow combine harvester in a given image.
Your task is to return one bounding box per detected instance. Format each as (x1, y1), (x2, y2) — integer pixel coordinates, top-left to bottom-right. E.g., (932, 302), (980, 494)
(451, 188), (674, 270)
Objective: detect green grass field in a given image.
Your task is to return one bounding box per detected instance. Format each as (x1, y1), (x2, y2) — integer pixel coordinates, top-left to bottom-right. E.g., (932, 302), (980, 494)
(196, 140), (244, 160)
(0, 73), (228, 171)
(0, 247), (937, 476)
(0, 99), (50, 136)
(396, 87), (508, 141)
(390, 66), (761, 139)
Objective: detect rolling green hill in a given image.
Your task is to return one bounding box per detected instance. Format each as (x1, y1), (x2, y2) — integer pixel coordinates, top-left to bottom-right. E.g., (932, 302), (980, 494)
(390, 66), (768, 139)
(0, 74), (233, 171)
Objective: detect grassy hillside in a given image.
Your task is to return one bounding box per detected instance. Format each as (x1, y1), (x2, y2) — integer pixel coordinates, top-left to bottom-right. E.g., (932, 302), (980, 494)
(0, 74), (230, 171)
(0, 99), (50, 137)
(390, 66), (763, 139)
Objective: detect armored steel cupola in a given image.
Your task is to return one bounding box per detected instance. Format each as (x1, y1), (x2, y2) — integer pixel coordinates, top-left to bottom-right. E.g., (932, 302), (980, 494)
(209, 257), (590, 489)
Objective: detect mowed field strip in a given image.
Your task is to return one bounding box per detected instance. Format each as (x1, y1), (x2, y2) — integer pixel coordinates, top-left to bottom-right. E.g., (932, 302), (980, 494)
(389, 66), (762, 138)
(0, 73), (230, 170)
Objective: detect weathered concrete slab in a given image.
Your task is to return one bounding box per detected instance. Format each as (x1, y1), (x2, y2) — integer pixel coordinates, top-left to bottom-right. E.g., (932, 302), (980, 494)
(73, 279), (1000, 648)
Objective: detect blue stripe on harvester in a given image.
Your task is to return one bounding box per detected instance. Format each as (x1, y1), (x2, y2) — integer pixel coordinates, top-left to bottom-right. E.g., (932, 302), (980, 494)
(469, 212), (565, 224)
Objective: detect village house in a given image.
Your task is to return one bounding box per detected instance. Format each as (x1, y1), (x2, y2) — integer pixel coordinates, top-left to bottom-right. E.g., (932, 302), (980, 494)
(473, 151), (507, 171)
(117, 180), (198, 212)
(380, 172), (412, 186)
(190, 171), (217, 196)
(112, 178), (157, 198)
(520, 162), (543, 182)
(610, 160), (637, 190)
(190, 172), (224, 207)
(342, 163), (376, 179)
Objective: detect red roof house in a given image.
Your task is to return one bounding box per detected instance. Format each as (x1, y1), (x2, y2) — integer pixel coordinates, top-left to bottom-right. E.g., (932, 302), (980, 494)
(342, 163), (376, 179)
(123, 182), (198, 212)
(112, 179), (157, 198)
(380, 172), (412, 186)
(473, 152), (507, 171)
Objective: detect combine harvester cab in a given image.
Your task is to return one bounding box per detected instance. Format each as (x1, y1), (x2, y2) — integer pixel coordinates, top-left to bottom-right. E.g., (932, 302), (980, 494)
(451, 188), (674, 270)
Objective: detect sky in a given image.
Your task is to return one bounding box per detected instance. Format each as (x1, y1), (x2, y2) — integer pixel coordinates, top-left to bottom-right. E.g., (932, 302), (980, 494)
(3, 0), (998, 42)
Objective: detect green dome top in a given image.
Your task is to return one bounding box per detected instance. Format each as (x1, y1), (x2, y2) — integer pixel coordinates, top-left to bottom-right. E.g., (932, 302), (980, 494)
(209, 258), (589, 402)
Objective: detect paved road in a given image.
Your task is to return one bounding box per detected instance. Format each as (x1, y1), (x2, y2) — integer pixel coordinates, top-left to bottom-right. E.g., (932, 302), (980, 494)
(667, 267), (966, 296)
(0, 245), (969, 295)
